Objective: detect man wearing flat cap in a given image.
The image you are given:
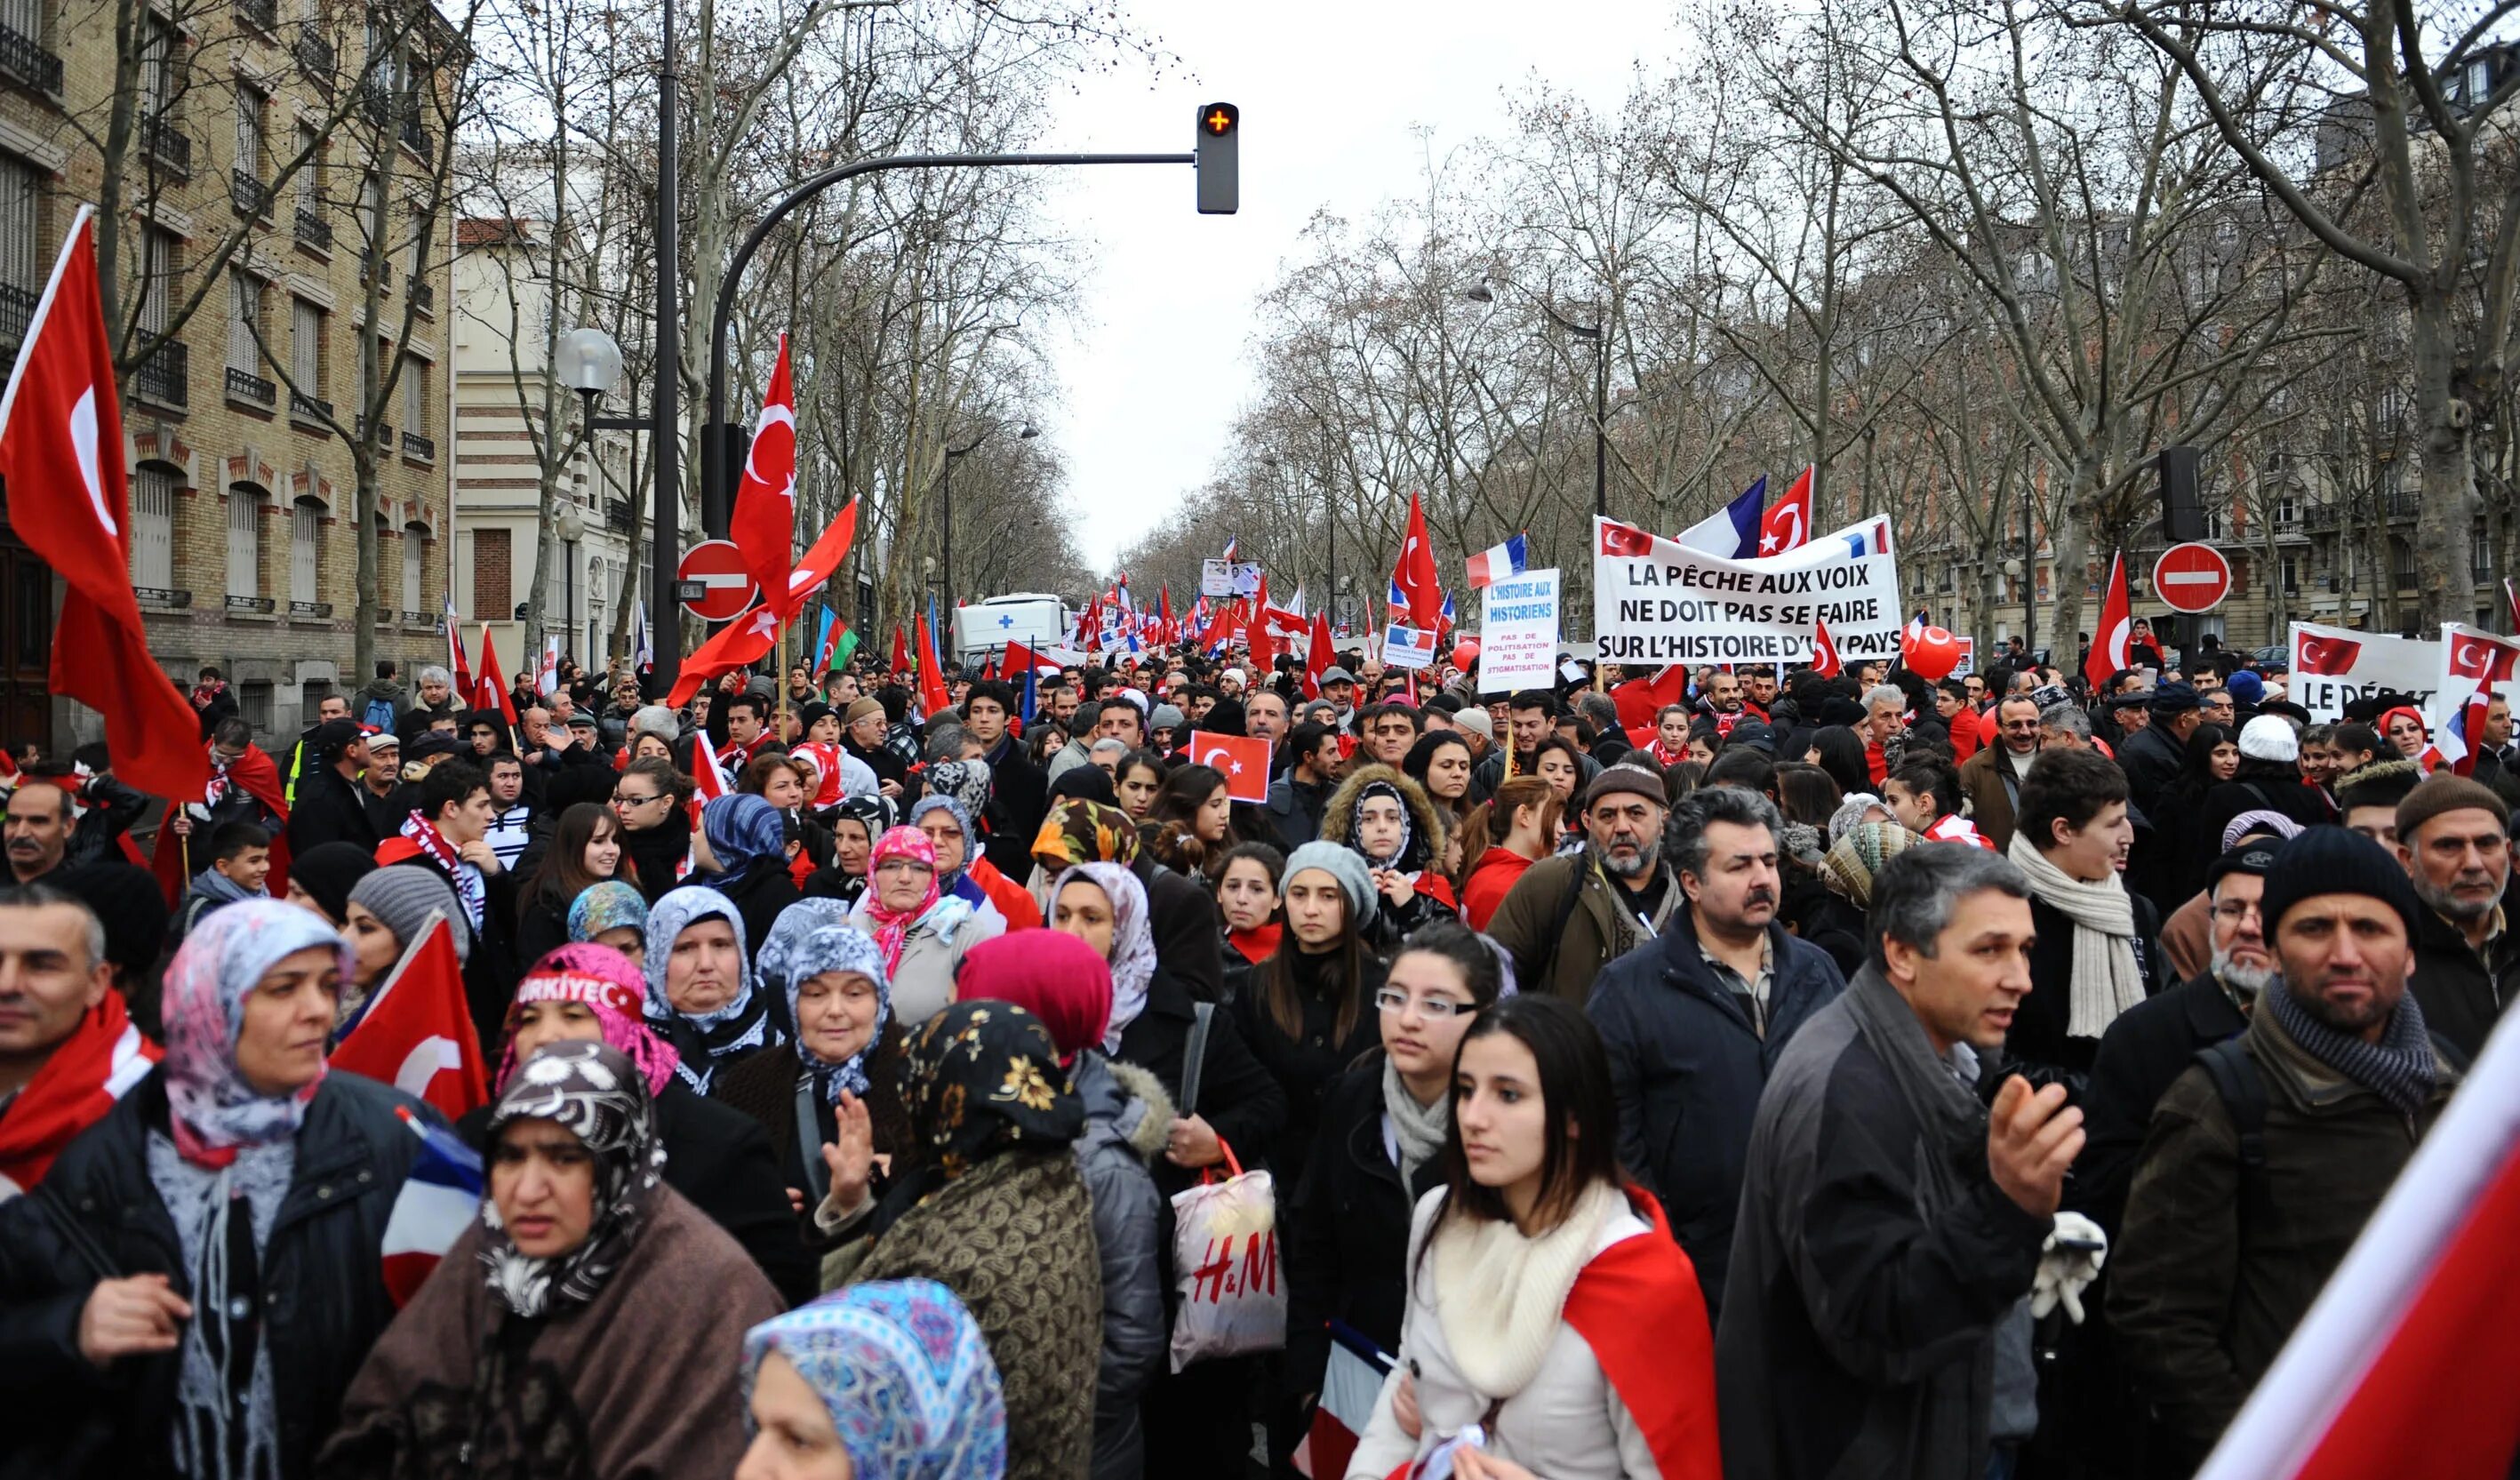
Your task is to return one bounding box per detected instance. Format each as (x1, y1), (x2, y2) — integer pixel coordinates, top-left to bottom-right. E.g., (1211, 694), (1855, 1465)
(2395, 772), (2518, 1060)
(2110, 827), (2461, 1469)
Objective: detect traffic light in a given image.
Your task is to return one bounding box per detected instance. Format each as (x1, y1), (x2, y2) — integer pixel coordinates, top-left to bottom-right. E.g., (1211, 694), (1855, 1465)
(1196, 101), (1237, 214)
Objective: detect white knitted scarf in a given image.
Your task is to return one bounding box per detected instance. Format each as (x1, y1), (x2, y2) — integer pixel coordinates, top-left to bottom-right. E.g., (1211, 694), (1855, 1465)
(2005, 833), (2144, 1038)
(1427, 1180), (1623, 1400)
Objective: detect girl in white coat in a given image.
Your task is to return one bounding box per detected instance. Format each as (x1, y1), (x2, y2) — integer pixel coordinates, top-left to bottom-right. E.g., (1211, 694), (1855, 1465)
(1345, 996), (1721, 1480)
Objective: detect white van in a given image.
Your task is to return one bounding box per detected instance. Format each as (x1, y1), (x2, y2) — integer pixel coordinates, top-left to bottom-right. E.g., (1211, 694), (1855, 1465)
(952, 593), (1073, 662)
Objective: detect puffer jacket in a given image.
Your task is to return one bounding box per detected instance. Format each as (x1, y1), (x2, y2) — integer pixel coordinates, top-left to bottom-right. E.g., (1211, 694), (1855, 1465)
(1072, 1052), (1171, 1480)
(0, 1070), (432, 1480)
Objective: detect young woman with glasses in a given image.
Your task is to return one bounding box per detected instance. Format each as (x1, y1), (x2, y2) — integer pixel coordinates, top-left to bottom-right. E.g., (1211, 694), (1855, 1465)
(610, 756), (694, 903)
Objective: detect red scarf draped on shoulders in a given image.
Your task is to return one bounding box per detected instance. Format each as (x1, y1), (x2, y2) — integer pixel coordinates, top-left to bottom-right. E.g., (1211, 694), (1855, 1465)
(1563, 1185), (1723, 1478)
(0, 991), (160, 1193)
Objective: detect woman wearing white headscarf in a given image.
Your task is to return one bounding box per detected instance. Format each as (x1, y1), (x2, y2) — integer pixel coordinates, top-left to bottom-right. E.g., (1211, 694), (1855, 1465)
(643, 884), (785, 1094)
(0, 900), (435, 1480)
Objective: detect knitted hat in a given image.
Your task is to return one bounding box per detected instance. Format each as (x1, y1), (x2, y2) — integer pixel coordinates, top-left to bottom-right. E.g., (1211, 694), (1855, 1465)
(348, 864), (473, 965)
(1828, 791), (1891, 844)
(2395, 772), (2512, 846)
(2238, 714), (2299, 763)
(2205, 837), (2280, 895)
(2257, 826), (2421, 939)
(2220, 808), (2304, 852)
(1821, 820), (1918, 909)
(1452, 708), (1493, 741)
(1726, 720), (1778, 755)
(54, 861), (168, 985)
(630, 705), (679, 740)
(1582, 762), (1668, 812)
(2227, 670), (2266, 705)
(1150, 703), (1186, 733)
(282, 841), (379, 924)
(1282, 841), (1374, 920)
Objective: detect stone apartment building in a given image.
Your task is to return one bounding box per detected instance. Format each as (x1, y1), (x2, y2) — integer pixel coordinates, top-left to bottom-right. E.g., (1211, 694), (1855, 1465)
(0, 0), (458, 754)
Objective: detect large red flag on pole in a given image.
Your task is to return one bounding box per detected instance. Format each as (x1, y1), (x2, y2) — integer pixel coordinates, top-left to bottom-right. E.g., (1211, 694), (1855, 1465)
(1390, 491), (1443, 630)
(0, 206), (209, 803)
(914, 612), (951, 716)
(2085, 550), (2132, 690)
(727, 334), (796, 616)
(474, 626), (518, 723)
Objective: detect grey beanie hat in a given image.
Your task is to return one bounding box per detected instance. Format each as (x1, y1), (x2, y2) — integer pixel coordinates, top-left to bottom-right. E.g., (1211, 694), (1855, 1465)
(629, 705), (679, 740)
(348, 863), (473, 965)
(1282, 840), (1375, 921)
(1151, 703), (1187, 732)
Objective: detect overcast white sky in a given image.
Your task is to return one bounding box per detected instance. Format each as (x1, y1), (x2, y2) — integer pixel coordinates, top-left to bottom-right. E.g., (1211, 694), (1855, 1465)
(1034, 0), (1680, 572)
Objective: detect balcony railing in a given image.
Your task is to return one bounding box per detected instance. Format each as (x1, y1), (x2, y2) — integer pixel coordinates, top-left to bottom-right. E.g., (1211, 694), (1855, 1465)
(0, 280), (35, 353)
(132, 336), (187, 408)
(401, 430), (433, 460)
(229, 168), (268, 217)
(290, 390), (332, 422)
(287, 599), (332, 619)
(293, 204), (331, 250)
(237, 0), (276, 34)
(226, 365), (275, 406)
(0, 22), (63, 95)
(140, 115), (190, 173)
(134, 587), (193, 609)
(293, 28), (334, 84)
(357, 416), (391, 447)
(226, 594), (276, 613)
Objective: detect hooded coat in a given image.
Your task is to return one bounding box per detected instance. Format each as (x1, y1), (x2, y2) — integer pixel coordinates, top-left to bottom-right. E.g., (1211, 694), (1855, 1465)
(1316, 763), (1454, 948)
(1071, 1052), (1172, 1480)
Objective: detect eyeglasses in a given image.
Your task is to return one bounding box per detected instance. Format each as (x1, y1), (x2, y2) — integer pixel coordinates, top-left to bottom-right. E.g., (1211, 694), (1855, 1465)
(2211, 900), (2262, 924)
(1373, 988), (1475, 1019)
(874, 858), (933, 876)
(612, 791), (663, 808)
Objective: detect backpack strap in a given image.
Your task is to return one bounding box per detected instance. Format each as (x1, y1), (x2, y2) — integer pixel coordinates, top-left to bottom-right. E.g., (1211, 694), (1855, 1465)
(2195, 1038), (2268, 1172)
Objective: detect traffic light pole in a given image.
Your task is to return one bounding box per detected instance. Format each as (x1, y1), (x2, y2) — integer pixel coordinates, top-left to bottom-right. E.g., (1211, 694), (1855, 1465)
(701, 152), (1193, 540)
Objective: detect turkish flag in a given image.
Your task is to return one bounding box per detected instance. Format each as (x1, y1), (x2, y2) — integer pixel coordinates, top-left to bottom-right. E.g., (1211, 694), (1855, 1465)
(1599, 519), (1655, 558)
(772, 497), (857, 622)
(1305, 611), (1335, 699)
(1247, 578), (1280, 671)
(0, 208), (209, 804)
(664, 602), (780, 708)
(1390, 490), (1443, 629)
(1188, 730), (1271, 802)
(728, 334), (797, 615)
(2446, 630), (2518, 684)
(889, 626), (910, 678)
(2294, 632), (2364, 676)
(1812, 617), (1843, 677)
(1758, 466), (1812, 556)
(329, 916), (486, 1120)
(914, 612), (951, 716)
(2085, 550), (2132, 691)
(1610, 665), (1691, 732)
(472, 626), (519, 723)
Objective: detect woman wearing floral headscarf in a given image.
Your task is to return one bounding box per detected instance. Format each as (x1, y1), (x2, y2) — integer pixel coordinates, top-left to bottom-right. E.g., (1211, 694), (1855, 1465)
(740, 1280), (1009, 1480)
(813, 1003), (1101, 1480)
(850, 826), (1004, 1028)
(566, 877), (651, 964)
(455, 943), (813, 1303)
(1029, 796), (1228, 1004)
(644, 884), (786, 1094)
(324, 1042), (784, 1480)
(717, 900), (916, 1228)
(700, 793), (804, 969)
(0, 900), (434, 1480)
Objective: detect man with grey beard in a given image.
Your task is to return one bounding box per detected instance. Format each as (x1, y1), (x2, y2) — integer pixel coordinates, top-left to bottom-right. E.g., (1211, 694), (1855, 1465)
(1487, 764), (1684, 999)
(2076, 838), (2277, 1235)
(2394, 772), (2517, 1060)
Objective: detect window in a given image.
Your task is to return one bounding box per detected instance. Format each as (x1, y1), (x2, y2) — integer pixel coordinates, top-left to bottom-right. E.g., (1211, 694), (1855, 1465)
(2475, 525), (2495, 582)
(234, 84), (264, 180)
(291, 296), (322, 398)
(2282, 555), (2300, 594)
(139, 16), (176, 120)
(290, 498), (321, 604)
(228, 272), (260, 372)
(227, 485), (263, 597)
(294, 124), (322, 220)
(0, 153), (38, 337)
(132, 465), (176, 589)
(138, 228), (175, 338)
(472, 526), (509, 614)
(0, 0), (40, 43)
(402, 522), (424, 612)
(2276, 494), (2299, 525)
(403, 356), (427, 437)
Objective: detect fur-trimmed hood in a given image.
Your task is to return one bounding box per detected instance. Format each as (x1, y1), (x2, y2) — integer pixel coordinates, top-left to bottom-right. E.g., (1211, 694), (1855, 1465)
(1100, 1056), (1176, 1164)
(1320, 762), (1447, 874)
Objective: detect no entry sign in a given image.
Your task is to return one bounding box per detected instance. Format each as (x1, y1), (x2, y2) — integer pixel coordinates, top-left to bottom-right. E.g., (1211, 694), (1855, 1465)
(677, 540), (758, 621)
(2151, 541), (2232, 613)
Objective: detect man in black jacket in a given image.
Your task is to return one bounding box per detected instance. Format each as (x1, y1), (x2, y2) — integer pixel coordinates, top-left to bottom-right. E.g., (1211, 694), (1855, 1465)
(1588, 784), (1845, 1320)
(1261, 722), (1338, 850)
(1720, 842), (2076, 1480)
(964, 680), (1046, 882)
(284, 718), (381, 854)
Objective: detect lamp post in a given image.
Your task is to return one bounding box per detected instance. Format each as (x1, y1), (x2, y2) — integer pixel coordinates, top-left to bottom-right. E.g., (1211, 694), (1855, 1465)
(555, 504), (586, 667)
(1465, 283), (1609, 520)
(940, 422), (1038, 620)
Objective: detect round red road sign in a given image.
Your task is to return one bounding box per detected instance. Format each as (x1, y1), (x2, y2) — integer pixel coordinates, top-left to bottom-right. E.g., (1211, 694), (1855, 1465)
(2151, 541), (2232, 613)
(676, 540), (759, 621)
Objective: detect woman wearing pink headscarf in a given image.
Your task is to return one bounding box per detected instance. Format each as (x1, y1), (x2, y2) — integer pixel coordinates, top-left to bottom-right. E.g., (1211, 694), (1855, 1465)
(851, 826), (1004, 1028)
(452, 943), (813, 1304)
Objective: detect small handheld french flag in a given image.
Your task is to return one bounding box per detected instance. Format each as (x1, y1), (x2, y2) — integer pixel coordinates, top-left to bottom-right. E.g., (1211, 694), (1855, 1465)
(1465, 533), (1529, 590)
(381, 1108), (484, 1306)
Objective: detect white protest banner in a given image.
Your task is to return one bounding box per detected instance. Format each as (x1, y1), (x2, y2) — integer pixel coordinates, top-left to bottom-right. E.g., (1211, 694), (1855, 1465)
(2425, 623), (2520, 765)
(1592, 516), (1904, 665)
(1478, 568), (1561, 692)
(2287, 622), (2441, 722)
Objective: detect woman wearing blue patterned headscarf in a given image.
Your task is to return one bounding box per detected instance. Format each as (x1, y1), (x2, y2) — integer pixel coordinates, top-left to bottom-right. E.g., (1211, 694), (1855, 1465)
(700, 793), (805, 972)
(740, 1280), (1007, 1479)
(643, 885), (782, 1094)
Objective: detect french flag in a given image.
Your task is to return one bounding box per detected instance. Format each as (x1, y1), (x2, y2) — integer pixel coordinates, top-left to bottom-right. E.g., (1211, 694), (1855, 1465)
(1465, 533), (1529, 589)
(2196, 1012), (2520, 1479)
(1293, 1323), (1395, 1478)
(1677, 476), (1766, 559)
(380, 1107), (484, 1307)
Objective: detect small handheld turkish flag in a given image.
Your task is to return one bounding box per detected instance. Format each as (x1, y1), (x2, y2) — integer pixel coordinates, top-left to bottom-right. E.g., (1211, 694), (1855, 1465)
(0, 207), (209, 804)
(328, 916), (485, 1122)
(2084, 550), (2132, 690)
(1599, 519), (1655, 558)
(1188, 730), (1271, 803)
(1812, 618), (1843, 677)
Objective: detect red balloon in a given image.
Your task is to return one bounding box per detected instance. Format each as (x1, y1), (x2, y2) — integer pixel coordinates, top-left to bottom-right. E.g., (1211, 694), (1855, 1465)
(1452, 639), (1482, 670)
(1902, 625), (1963, 682)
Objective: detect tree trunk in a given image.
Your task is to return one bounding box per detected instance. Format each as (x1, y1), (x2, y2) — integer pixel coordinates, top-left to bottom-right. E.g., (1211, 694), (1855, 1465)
(2051, 453), (2105, 665)
(2409, 302), (2478, 628)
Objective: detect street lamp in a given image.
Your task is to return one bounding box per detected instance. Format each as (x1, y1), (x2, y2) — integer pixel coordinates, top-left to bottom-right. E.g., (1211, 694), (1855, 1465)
(554, 504), (586, 667)
(940, 422), (1038, 620)
(1464, 283), (1609, 520)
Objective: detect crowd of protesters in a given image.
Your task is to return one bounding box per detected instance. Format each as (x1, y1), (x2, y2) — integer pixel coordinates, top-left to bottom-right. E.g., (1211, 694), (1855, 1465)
(0, 621), (2509, 1480)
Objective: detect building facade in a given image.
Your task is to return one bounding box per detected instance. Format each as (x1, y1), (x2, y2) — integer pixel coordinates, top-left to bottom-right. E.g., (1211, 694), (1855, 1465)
(0, 0), (458, 754)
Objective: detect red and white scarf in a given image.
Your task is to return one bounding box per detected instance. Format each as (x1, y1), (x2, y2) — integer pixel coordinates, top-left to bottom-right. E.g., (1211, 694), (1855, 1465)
(0, 992), (159, 1194)
(400, 812), (486, 929)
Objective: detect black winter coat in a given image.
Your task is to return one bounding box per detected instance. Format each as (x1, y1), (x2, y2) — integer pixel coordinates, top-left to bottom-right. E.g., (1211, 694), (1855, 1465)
(617, 821), (691, 903)
(1260, 774), (1328, 851)
(0, 1071), (430, 1480)
(1283, 1053), (1439, 1396)
(2405, 902), (2519, 1063)
(2005, 890), (2170, 1098)
(981, 733), (1049, 884)
(2074, 972), (2248, 1236)
(1134, 855), (1225, 1005)
(456, 1076), (814, 1307)
(1227, 948), (1387, 1189)
(1587, 909), (1846, 1320)
(1115, 964), (1287, 1198)
(286, 769), (380, 854)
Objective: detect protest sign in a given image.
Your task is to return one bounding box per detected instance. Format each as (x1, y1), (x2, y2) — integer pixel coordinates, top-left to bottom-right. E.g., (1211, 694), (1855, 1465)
(1592, 516), (1905, 665)
(1381, 622), (1438, 669)
(2288, 622), (2441, 722)
(1478, 568), (1561, 692)
(1201, 560), (1263, 599)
